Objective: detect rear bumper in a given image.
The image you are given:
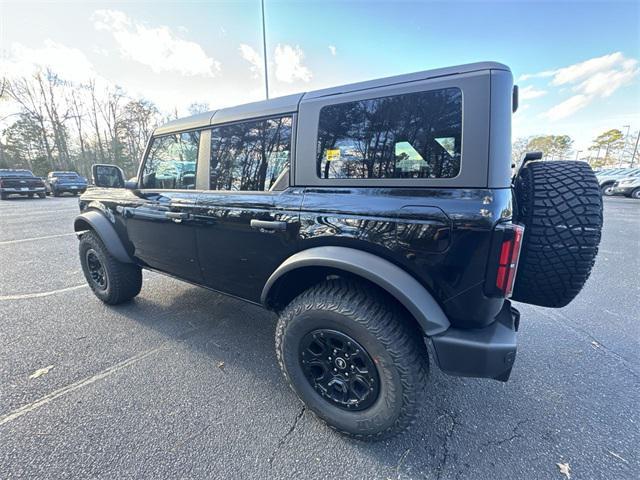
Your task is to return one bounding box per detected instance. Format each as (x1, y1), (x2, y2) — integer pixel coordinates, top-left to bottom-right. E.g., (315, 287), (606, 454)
(52, 185), (87, 193)
(1, 187), (45, 193)
(431, 300), (519, 382)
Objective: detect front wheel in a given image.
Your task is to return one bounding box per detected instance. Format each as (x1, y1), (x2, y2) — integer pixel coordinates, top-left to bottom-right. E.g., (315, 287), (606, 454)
(601, 183), (615, 196)
(630, 188), (640, 199)
(275, 280), (428, 440)
(37, 192), (46, 199)
(79, 231), (142, 304)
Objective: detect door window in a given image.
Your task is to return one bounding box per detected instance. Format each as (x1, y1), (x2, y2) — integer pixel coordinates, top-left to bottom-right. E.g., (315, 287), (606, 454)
(316, 88), (462, 179)
(209, 116), (292, 191)
(142, 131), (200, 189)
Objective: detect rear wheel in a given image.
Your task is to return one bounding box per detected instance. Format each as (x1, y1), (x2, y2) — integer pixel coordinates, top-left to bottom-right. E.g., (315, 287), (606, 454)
(276, 279), (428, 440)
(512, 161), (603, 307)
(79, 231), (142, 304)
(0, 192), (7, 200)
(37, 192), (46, 199)
(28, 193), (34, 198)
(630, 188), (640, 199)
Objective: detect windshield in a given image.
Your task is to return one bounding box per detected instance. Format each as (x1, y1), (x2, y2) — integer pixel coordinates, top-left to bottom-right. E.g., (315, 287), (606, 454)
(0, 169), (35, 177)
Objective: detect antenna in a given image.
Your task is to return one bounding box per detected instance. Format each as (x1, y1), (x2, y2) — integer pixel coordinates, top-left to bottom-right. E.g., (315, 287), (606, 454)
(261, 0), (269, 100)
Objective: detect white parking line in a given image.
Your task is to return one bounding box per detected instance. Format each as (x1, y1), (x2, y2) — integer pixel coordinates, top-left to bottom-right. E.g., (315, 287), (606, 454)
(0, 346), (164, 426)
(0, 232), (76, 246)
(0, 284), (87, 301)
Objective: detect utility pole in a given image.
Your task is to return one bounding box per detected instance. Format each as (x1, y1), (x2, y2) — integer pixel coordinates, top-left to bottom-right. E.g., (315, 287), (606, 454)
(620, 125), (630, 166)
(575, 150), (582, 161)
(631, 131), (639, 168)
(261, 0), (269, 100)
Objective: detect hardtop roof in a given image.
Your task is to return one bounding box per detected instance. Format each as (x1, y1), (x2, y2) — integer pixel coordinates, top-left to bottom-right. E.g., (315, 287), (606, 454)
(154, 61), (509, 136)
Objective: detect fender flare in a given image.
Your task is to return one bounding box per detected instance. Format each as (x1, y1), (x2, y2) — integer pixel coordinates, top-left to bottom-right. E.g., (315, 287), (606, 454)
(261, 246), (450, 336)
(74, 210), (133, 263)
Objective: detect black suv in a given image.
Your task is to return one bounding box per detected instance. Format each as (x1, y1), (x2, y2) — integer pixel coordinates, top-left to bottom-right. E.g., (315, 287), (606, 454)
(74, 62), (603, 439)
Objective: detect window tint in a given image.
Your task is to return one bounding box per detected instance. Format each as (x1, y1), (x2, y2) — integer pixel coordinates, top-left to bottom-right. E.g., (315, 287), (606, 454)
(210, 116), (291, 191)
(317, 88), (462, 179)
(142, 131), (200, 189)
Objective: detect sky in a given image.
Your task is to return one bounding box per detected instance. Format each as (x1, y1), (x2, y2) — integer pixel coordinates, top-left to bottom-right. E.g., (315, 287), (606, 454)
(1, 0), (639, 154)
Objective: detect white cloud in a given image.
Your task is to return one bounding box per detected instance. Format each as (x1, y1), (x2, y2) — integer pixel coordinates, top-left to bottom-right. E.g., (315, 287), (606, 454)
(239, 43), (263, 78)
(1, 39), (96, 83)
(92, 9), (220, 77)
(550, 52), (627, 86)
(274, 44), (312, 83)
(523, 52), (640, 121)
(328, 45), (337, 56)
(519, 85), (547, 100)
(544, 94), (591, 121)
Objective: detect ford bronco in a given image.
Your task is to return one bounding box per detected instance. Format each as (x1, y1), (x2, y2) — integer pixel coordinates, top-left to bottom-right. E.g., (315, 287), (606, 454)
(73, 62), (603, 439)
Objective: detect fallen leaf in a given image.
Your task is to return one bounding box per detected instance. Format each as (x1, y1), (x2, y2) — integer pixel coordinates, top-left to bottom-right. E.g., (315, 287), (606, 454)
(216, 361), (225, 371)
(591, 341), (601, 349)
(556, 462), (571, 479)
(29, 365), (54, 379)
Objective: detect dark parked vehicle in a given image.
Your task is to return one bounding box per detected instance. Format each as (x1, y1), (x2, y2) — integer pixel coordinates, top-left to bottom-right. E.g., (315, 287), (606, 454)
(0, 169), (46, 199)
(45, 171), (88, 196)
(73, 62), (603, 439)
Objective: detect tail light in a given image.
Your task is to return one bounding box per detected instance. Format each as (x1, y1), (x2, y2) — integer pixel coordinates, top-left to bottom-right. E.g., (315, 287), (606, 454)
(486, 223), (525, 298)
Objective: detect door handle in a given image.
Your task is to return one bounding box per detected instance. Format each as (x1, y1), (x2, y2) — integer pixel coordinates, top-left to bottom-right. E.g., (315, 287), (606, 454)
(250, 219), (287, 232)
(165, 211), (190, 222)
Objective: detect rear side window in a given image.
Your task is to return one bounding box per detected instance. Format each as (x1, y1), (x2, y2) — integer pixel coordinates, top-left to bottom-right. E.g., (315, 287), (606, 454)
(210, 116), (291, 191)
(142, 131), (200, 189)
(316, 88), (462, 179)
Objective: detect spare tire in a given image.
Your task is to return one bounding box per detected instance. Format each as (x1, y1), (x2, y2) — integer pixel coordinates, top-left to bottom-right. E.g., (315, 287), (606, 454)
(512, 161), (603, 308)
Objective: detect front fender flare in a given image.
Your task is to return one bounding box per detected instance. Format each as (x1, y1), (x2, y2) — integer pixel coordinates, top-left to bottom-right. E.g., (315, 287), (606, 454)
(74, 210), (133, 263)
(261, 246), (450, 336)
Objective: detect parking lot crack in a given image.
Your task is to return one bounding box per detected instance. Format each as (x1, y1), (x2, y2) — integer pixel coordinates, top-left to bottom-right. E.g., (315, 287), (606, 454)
(434, 411), (460, 480)
(268, 406), (305, 467)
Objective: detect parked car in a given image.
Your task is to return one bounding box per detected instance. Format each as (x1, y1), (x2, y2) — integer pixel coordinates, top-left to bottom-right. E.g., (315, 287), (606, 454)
(0, 169), (46, 199)
(611, 176), (640, 199)
(45, 171), (88, 196)
(72, 62), (603, 440)
(597, 167), (640, 195)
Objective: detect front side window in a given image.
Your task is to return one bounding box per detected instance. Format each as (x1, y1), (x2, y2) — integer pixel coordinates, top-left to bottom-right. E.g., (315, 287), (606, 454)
(142, 131), (200, 189)
(317, 88), (462, 179)
(210, 116), (292, 191)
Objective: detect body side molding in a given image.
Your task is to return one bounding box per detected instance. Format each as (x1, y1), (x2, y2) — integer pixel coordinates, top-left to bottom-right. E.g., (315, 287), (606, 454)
(74, 210), (133, 263)
(261, 246), (450, 336)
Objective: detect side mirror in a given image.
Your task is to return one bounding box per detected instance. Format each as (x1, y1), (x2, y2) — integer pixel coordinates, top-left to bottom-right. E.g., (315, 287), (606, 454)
(92, 164), (125, 188)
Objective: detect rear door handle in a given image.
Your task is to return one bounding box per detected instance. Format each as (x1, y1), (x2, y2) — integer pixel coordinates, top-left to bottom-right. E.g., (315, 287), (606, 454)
(250, 219), (287, 232)
(166, 211), (190, 222)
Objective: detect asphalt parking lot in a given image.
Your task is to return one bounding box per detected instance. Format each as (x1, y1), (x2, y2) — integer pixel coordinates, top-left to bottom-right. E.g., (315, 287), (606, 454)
(0, 195), (638, 479)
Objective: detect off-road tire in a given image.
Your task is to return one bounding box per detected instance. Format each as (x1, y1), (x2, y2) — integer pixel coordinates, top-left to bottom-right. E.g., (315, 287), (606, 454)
(275, 279), (428, 440)
(512, 161), (603, 308)
(79, 231), (142, 305)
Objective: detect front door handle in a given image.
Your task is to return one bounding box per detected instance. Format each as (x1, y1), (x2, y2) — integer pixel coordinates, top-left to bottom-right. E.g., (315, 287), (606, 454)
(166, 211), (190, 222)
(250, 219), (287, 232)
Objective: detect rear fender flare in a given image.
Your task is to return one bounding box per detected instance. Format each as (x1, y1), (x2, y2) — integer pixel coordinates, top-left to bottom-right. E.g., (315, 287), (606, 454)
(74, 209), (133, 263)
(261, 246), (450, 336)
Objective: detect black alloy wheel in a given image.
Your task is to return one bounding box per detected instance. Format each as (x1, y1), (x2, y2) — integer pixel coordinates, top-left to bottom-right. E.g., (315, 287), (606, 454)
(85, 249), (108, 290)
(299, 329), (380, 411)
